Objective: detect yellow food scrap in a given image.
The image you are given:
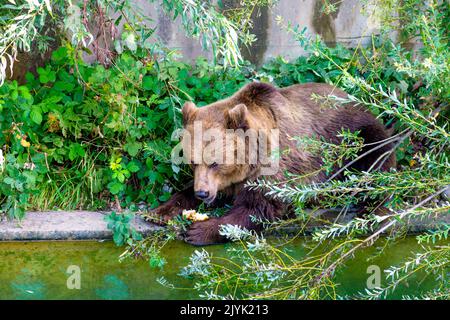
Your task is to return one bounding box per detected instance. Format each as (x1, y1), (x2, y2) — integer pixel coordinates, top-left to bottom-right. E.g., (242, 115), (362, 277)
(21, 139), (30, 148)
(182, 209), (209, 222)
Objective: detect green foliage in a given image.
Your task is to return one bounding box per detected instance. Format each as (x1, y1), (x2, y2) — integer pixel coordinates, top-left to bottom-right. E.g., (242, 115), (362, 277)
(160, 0), (248, 67)
(293, 129), (365, 176)
(0, 151), (39, 219)
(359, 246), (449, 300)
(417, 225), (450, 244)
(0, 0), (275, 84)
(259, 44), (355, 86)
(0, 0), (54, 85)
(105, 211), (142, 246)
(0, 43), (253, 218)
(117, 219), (184, 270)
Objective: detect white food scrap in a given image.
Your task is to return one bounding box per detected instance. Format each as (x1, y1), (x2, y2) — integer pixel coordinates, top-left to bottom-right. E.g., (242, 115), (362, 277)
(182, 209), (209, 221)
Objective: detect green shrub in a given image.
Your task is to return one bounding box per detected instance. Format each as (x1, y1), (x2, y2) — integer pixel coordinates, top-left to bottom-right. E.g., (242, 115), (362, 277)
(105, 211), (142, 246)
(0, 43), (253, 218)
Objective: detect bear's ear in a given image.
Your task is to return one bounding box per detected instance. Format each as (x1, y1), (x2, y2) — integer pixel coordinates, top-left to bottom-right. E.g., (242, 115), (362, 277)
(182, 101), (197, 125)
(226, 104), (248, 129)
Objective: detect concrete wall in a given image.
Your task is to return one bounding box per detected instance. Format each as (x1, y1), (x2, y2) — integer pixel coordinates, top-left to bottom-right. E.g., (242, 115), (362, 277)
(139, 0), (382, 65)
(10, 0), (384, 83)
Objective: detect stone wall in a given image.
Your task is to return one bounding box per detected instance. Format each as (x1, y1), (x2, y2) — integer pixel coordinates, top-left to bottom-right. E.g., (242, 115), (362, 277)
(140, 0), (382, 66)
(10, 0), (384, 82)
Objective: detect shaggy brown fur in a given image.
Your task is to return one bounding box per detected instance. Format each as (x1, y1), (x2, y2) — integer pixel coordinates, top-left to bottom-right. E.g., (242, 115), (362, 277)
(152, 82), (396, 245)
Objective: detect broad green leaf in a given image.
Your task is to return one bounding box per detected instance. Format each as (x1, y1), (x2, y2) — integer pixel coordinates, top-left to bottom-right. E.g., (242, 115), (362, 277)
(127, 161), (140, 173)
(124, 141), (141, 157)
(108, 181), (123, 195)
(30, 106), (43, 124)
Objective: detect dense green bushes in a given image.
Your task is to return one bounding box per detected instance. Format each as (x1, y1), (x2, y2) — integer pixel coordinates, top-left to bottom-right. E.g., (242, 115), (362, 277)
(0, 45), (252, 218)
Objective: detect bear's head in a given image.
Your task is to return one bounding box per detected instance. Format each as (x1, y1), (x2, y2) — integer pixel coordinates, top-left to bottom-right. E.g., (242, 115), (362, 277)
(181, 83), (279, 204)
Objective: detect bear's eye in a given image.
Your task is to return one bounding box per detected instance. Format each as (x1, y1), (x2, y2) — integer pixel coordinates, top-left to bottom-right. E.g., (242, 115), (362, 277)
(208, 162), (218, 169)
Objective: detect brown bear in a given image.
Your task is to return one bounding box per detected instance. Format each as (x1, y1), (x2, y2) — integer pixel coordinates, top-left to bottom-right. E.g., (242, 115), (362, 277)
(152, 82), (396, 245)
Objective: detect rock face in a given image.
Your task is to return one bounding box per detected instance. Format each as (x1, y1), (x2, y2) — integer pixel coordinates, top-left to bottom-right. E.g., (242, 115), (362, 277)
(0, 211), (159, 241)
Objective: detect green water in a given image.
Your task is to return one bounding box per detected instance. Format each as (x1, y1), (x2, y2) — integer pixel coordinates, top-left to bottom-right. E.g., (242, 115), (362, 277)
(0, 238), (445, 299)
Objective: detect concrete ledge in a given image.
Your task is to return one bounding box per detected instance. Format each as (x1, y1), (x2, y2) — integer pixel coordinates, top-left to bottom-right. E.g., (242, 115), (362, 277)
(0, 211), (160, 241)
(0, 210), (447, 241)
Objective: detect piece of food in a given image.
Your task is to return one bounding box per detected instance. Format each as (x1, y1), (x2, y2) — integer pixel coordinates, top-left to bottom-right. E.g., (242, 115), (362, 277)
(182, 209), (209, 222)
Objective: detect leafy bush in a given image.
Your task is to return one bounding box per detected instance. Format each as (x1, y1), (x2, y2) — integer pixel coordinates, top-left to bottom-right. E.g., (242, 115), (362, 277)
(105, 211), (142, 246)
(0, 0), (275, 84)
(0, 43), (253, 218)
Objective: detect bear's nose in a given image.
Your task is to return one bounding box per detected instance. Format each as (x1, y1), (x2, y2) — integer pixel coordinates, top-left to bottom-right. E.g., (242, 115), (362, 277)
(195, 190), (210, 200)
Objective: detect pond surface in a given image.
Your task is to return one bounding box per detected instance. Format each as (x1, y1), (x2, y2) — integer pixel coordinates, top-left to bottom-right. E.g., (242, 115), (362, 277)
(0, 237), (445, 299)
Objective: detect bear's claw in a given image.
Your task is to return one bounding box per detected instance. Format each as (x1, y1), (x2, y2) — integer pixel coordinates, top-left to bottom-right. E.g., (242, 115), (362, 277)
(149, 204), (183, 225)
(184, 219), (225, 246)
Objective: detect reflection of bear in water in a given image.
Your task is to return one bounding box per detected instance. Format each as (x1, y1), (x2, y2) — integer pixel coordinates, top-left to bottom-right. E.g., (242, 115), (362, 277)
(153, 82), (396, 245)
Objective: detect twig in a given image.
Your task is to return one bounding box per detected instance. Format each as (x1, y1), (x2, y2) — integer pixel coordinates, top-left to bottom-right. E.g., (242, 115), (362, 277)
(325, 134), (404, 182)
(315, 187), (449, 283)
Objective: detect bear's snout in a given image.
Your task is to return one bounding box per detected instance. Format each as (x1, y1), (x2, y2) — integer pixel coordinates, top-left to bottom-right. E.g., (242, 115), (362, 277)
(194, 188), (216, 204)
(195, 190), (210, 200)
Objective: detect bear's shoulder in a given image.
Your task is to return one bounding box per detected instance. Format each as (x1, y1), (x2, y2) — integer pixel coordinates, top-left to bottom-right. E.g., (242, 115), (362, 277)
(234, 82), (279, 105)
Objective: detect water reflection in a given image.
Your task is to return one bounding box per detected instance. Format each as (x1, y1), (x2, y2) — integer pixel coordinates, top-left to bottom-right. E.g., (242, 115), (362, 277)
(96, 275), (130, 300)
(11, 269), (46, 300)
(0, 238), (445, 299)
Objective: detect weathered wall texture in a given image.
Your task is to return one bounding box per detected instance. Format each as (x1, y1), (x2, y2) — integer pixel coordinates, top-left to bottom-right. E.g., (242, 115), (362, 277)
(139, 0), (381, 65)
(10, 0), (383, 82)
